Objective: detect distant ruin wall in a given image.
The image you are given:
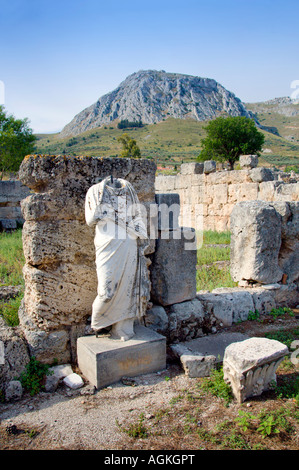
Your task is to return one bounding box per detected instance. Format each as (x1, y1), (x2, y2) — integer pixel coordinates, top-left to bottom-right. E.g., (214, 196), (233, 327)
(0, 180), (30, 230)
(155, 163), (299, 232)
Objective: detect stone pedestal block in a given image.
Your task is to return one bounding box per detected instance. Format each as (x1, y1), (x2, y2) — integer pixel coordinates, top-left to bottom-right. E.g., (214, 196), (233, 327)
(150, 227), (197, 306)
(223, 337), (288, 403)
(77, 325), (166, 389)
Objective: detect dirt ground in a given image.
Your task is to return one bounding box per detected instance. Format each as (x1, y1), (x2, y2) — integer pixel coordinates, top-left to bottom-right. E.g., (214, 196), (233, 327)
(1, 316), (298, 452)
(0, 363), (190, 450)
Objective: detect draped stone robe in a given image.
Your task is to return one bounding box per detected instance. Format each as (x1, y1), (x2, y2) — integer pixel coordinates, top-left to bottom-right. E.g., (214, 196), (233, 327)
(85, 177), (149, 331)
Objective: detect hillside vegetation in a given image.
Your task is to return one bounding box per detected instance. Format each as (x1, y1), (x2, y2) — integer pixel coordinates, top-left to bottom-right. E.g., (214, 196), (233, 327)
(35, 116), (299, 171)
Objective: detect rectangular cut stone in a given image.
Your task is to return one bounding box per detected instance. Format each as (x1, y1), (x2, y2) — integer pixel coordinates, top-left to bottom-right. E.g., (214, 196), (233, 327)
(77, 325), (166, 389)
(180, 162), (204, 175)
(155, 193), (180, 230)
(230, 201), (283, 284)
(150, 227), (197, 306)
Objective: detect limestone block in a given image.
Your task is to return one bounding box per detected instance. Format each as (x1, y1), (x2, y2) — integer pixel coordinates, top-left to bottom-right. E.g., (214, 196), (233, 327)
(155, 175), (176, 192)
(209, 183), (228, 204)
(274, 182), (299, 202)
(239, 154), (258, 169)
(0, 326), (30, 387)
(180, 354), (216, 377)
(250, 167), (274, 183)
(174, 331), (250, 365)
(206, 171), (230, 185)
(171, 344), (216, 377)
(204, 160), (216, 174)
(273, 283), (299, 308)
(0, 206), (23, 220)
(19, 155), (156, 203)
(21, 327), (71, 364)
(173, 175), (184, 190)
(45, 364), (74, 392)
(191, 174), (205, 186)
(223, 337), (288, 403)
(180, 162), (204, 175)
(44, 374), (60, 393)
(5, 380), (23, 402)
(22, 219), (95, 266)
(221, 203), (235, 217)
(143, 305), (169, 336)
(275, 201), (299, 283)
(197, 289), (254, 326)
(77, 325), (166, 389)
(189, 187), (204, 205)
(177, 174), (192, 190)
(230, 201), (283, 284)
(213, 216), (229, 232)
(258, 181), (277, 201)
(0, 180), (30, 204)
(203, 214), (226, 232)
(155, 193), (180, 230)
(168, 298), (205, 342)
(237, 182), (259, 201)
(227, 184), (239, 204)
(21, 192), (79, 222)
(226, 170), (250, 184)
(22, 263), (97, 329)
(207, 204), (223, 216)
(49, 364), (74, 379)
(251, 288), (276, 314)
(203, 193), (213, 205)
(150, 227), (197, 306)
(0, 219), (17, 231)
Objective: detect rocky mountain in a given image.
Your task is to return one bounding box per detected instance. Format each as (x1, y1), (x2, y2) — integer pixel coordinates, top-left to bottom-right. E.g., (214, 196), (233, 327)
(247, 97), (299, 117)
(60, 70), (252, 137)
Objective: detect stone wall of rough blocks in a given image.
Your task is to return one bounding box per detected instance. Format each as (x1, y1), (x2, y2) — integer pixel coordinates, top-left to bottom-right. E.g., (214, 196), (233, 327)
(155, 164), (299, 232)
(145, 172), (299, 345)
(18, 155), (157, 363)
(0, 180), (30, 230)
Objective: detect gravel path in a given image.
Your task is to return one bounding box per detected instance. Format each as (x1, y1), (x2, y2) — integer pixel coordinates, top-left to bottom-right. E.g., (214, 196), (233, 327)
(0, 364), (189, 450)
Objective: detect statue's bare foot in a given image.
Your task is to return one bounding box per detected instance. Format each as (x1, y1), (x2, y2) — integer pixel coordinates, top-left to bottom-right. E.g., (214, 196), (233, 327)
(110, 318), (135, 341)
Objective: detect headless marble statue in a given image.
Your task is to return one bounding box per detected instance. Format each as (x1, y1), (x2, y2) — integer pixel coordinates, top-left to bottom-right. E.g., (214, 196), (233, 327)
(85, 176), (149, 341)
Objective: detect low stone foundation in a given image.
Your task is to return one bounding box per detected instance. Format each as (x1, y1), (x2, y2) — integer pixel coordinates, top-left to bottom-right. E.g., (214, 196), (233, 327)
(144, 282), (298, 343)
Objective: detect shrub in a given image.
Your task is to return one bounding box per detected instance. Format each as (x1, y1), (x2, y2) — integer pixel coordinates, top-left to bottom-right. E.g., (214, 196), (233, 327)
(19, 357), (52, 396)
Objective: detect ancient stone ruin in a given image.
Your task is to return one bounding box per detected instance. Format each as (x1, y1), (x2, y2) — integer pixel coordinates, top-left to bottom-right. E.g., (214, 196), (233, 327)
(0, 156), (298, 399)
(17, 155), (156, 364)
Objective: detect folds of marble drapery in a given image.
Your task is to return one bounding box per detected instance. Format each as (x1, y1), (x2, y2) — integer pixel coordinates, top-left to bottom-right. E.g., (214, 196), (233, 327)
(85, 176), (149, 331)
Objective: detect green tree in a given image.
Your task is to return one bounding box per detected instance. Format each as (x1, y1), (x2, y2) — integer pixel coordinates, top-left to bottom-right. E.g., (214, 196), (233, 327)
(0, 105), (36, 176)
(117, 133), (141, 158)
(198, 116), (265, 170)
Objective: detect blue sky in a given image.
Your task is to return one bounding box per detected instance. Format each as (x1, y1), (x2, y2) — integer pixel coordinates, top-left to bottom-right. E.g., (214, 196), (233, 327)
(0, 0), (298, 133)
